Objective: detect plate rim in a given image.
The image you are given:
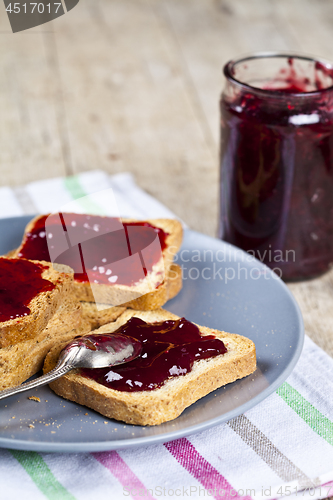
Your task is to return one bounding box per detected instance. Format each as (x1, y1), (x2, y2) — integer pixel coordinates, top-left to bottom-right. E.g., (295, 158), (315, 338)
(0, 216), (304, 452)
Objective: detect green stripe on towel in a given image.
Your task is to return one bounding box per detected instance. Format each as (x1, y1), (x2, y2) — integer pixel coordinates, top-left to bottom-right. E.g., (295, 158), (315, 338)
(63, 175), (104, 214)
(9, 450), (76, 500)
(277, 382), (333, 445)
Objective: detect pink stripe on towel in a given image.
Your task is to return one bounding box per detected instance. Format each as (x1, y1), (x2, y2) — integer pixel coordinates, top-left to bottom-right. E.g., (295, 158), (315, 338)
(92, 451), (156, 500)
(165, 438), (253, 500)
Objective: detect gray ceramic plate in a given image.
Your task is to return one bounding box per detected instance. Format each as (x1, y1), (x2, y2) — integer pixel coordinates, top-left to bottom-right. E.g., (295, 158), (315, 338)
(0, 216), (304, 452)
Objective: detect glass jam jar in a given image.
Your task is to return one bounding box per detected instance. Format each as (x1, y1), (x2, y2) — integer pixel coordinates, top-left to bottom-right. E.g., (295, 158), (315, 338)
(219, 53), (333, 280)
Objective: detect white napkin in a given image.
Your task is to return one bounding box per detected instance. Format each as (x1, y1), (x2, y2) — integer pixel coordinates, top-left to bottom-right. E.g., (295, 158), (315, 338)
(0, 170), (332, 500)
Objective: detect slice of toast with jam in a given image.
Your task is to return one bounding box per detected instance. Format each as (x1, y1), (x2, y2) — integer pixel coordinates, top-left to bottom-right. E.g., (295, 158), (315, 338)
(43, 308), (256, 426)
(9, 214), (183, 310)
(0, 257), (75, 348)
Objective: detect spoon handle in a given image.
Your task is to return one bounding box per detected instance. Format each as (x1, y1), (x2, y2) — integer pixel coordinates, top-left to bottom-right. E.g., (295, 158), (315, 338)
(0, 363), (73, 401)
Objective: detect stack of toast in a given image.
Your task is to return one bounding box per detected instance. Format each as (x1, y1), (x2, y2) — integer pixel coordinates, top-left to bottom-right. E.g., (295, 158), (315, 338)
(0, 259), (84, 390)
(1, 214), (256, 425)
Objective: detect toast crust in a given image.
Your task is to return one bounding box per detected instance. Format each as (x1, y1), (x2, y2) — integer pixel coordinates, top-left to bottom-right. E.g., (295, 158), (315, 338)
(0, 298), (86, 391)
(10, 216), (183, 309)
(43, 309), (256, 426)
(0, 259), (74, 348)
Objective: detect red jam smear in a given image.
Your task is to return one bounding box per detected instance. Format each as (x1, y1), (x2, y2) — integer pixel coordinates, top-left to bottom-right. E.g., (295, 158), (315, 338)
(0, 258), (55, 322)
(220, 60), (333, 280)
(80, 317), (227, 392)
(18, 214), (168, 286)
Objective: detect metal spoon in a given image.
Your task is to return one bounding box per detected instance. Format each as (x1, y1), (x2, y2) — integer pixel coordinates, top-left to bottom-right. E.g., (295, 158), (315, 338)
(0, 333), (142, 401)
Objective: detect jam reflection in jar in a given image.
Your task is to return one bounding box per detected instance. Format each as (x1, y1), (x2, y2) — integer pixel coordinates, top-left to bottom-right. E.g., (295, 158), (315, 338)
(219, 53), (333, 280)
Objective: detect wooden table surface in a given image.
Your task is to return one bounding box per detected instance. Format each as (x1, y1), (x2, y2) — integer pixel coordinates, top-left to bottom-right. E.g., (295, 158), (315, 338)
(1, 0), (333, 361)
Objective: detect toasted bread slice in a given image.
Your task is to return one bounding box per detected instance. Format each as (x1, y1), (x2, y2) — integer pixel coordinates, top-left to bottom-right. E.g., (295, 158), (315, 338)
(0, 298), (87, 391)
(81, 263), (182, 329)
(43, 309), (256, 426)
(0, 258), (74, 348)
(10, 215), (183, 309)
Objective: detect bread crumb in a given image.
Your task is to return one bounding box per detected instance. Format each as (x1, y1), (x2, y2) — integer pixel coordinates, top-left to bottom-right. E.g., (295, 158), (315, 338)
(12, 416), (15, 419)
(51, 431), (56, 434)
(28, 396), (40, 403)
(28, 424), (35, 428)
(104, 421), (108, 424)
(85, 413), (88, 415)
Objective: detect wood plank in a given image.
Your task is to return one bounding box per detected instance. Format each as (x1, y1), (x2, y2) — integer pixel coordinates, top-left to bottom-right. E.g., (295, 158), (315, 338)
(0, 17), (67, 184)
(159, 0), (292, 146)
(275, 0), (333, 61)
(51, 0), (218, 235)
(288, 268), (333, 358)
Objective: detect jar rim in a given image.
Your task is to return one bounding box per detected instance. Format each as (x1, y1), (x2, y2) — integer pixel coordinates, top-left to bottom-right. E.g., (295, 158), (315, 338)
(223, 52), (333, 97)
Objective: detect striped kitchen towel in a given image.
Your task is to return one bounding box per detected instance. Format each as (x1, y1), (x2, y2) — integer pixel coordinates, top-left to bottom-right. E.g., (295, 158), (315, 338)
(0, 170), (332, 500)
(0, 170), (178, 221)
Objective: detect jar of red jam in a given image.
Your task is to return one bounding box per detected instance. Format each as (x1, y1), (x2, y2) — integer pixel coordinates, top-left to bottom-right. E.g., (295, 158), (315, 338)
(219, 53), (333, 280)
